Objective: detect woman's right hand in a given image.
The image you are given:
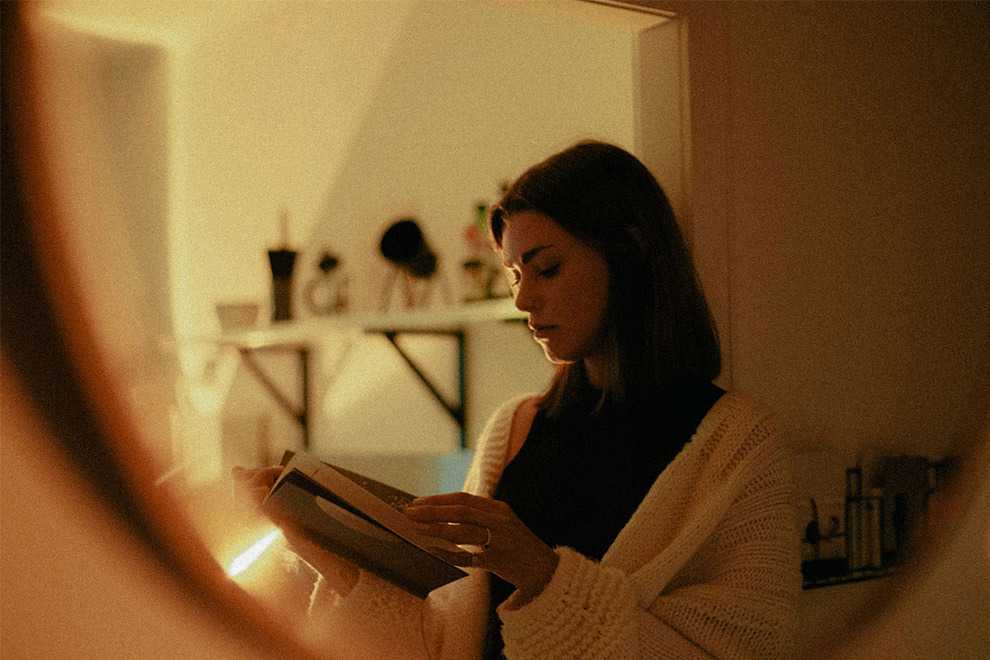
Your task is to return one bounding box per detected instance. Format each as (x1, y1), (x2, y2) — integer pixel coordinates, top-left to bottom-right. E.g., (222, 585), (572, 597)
(232, 465), (283, 509)
(232, 466), (361, 596)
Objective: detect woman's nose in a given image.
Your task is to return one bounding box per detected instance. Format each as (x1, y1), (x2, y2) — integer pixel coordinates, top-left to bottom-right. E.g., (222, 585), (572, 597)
(513, 278), (541, 312)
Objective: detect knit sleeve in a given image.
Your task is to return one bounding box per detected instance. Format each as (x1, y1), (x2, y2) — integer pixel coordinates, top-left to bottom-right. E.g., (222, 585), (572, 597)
(306, 570), (431, 660)
(498, 404), (801, 660)
(641, 427), (801, 659)
(306, 566), (494, 660)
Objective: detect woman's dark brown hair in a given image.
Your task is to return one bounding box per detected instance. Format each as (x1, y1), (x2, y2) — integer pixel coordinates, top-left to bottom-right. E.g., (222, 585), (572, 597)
(490, 141), (721, 416)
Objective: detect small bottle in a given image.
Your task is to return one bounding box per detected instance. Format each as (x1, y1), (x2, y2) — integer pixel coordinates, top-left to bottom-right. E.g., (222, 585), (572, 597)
(462, 202), (492, 302)
(845, 467), (864, 571)
(866, 488), (884, 569)
(304, 251), (341, 316)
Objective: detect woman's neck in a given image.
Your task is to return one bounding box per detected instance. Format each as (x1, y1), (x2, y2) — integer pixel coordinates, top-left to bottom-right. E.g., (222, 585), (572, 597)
(583, 348), (617, 391)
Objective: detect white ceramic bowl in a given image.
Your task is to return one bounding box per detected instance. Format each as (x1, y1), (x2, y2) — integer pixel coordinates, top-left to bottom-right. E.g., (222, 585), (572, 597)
(215, 302), (260, 332)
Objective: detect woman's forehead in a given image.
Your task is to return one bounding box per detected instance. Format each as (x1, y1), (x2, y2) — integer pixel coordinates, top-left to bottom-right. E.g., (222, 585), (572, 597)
(499, 210), (604, 269)
(499, 211), (565, 260)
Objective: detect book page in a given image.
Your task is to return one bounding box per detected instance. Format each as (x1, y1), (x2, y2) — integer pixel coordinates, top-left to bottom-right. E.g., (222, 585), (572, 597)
(273, 451), (459, 553)
(323, 462), (417, 511)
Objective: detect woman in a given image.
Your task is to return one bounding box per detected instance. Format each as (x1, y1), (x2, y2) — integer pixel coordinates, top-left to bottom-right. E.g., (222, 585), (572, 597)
(240, 141), (800, 659)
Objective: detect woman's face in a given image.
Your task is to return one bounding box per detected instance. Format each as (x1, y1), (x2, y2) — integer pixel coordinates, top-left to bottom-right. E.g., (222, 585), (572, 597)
(499, 211), (612, 382)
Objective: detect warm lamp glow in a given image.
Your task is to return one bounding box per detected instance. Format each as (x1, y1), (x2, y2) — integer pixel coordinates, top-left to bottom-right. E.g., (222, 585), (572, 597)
(226, 529), (282, 578)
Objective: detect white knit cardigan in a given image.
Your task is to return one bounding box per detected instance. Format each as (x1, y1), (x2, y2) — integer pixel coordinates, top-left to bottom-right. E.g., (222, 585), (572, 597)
(308, 391), (801, 660)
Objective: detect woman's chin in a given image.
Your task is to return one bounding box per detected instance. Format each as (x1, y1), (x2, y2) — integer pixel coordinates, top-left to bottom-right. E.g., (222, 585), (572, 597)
(540, 346), (577, 366)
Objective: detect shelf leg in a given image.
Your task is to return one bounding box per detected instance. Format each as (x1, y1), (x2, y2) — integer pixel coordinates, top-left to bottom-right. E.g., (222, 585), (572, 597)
(381, 331), (466, 447)
(238, 346), (310, 450)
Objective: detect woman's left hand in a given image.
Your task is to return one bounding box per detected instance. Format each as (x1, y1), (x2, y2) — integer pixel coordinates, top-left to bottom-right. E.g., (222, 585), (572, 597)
(404, 492), (558, 607)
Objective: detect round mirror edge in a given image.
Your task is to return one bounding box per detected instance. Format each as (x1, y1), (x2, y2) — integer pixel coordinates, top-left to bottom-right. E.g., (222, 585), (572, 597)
(1, 6), (328, 658)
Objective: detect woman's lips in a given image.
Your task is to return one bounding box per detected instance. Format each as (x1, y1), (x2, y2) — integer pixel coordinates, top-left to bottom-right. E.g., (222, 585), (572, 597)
(529, 324), (555, 339)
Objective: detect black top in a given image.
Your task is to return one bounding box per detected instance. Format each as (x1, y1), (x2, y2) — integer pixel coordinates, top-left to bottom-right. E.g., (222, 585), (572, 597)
(482, 382), (724, 659)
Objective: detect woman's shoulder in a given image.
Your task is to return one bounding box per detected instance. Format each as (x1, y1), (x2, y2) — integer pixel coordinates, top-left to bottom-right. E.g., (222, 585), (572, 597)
(471, 393), (540, 454)
(463, 394), (540, 495)
(487, 393), (539, 429)
(506, 395), (540, 464)
(693, 390), (783, 463)
(710, 390), (777, 426)
(509, 395), (539, 432)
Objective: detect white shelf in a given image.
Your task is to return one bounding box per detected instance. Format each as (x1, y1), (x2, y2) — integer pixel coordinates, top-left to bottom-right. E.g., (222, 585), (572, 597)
(160, 298), (524, 449)
(179, 297), (525, 349)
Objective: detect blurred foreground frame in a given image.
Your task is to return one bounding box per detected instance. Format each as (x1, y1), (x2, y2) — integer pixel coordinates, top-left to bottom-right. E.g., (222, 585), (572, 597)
(2, 1), (989, 658)
(0, 4), (324, 659)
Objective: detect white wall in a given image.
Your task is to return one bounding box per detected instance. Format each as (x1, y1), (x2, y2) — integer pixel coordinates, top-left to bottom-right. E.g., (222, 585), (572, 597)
(179, 1), (417, 330)
(645, 0), (989, 457)
(294, 1), (667, 457)
(176, 0), (685, 465)
(30, 0), (689, 482)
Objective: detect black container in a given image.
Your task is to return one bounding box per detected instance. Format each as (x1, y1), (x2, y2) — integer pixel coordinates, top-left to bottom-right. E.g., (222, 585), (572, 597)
(268, 249), (297, 321)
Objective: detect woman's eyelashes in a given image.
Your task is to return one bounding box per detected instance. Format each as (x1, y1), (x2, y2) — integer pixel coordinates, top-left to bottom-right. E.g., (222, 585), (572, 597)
(506, 262), (561, 290)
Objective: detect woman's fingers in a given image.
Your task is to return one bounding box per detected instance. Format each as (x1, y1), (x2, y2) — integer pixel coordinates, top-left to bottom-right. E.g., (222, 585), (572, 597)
(415, 521), (490, 546)
(410, 491), (501, 511)
(405, 503), (494, 528)
(406, 493), (558, 600)
(405, 492), (510, 533)
(425, 547), (476, 568)
(232, 465), (280, 487)
(232, 466), (283, 507)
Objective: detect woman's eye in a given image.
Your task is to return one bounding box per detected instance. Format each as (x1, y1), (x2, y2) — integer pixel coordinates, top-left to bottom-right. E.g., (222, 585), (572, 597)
(538, 264), (560, 278)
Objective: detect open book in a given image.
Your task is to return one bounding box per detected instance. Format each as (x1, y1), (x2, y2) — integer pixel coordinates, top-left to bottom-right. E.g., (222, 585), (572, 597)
(261, 450), (468, 598)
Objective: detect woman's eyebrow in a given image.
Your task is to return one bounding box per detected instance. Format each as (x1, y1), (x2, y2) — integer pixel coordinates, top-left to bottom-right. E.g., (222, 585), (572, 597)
(501, 244), (554, 269)
(522, 245), (552, 264)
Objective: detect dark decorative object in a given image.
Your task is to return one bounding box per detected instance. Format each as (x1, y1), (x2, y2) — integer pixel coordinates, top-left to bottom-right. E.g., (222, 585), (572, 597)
(268, 248), (297, 322)
(845, 467), (863, 571)
(378, 218), (448, 310)
(804, 498), (822, 560)
(267, 206), (298, 322)
(318, 252), (339, 272)
(380, 218), (437, 279)
(800, 497), (846, 583)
